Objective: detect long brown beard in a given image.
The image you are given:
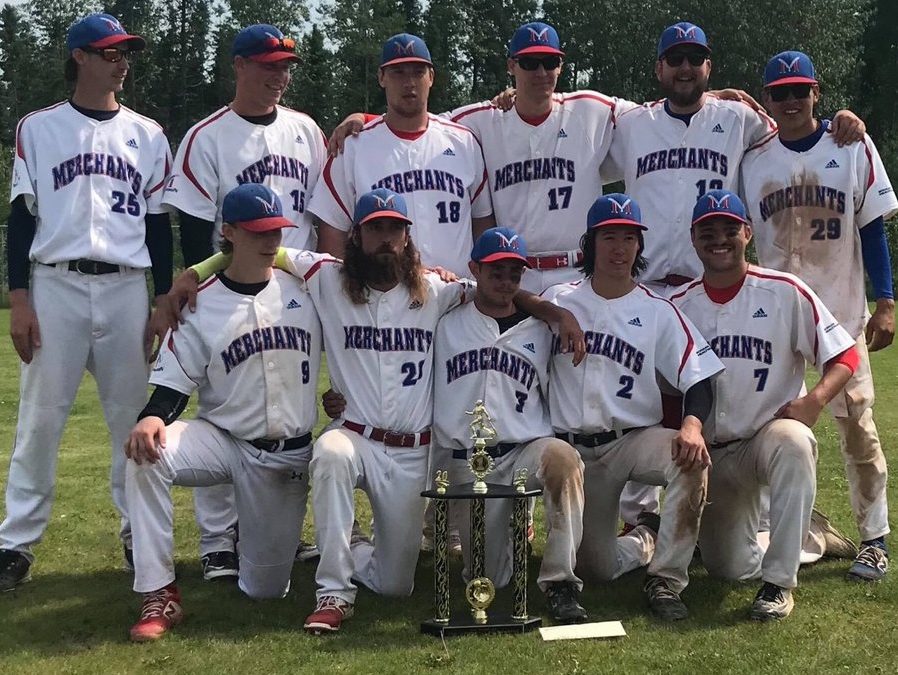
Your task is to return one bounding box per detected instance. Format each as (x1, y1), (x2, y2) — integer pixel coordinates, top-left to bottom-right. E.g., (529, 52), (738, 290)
(340, 232), (428, 306)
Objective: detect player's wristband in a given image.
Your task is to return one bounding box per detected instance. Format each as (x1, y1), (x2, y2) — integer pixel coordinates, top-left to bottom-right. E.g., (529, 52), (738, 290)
(275, 247), (290, 272)
(190, 252), (230, 282)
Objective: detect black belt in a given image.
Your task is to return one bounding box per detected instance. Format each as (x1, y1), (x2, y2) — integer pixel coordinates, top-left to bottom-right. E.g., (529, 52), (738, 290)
(452, 442), (517, 460)
(709, 439), (740, 449)
(249, 432), (313, 452)
(556, 428), (637, 448)
(66, 259), (121, 274)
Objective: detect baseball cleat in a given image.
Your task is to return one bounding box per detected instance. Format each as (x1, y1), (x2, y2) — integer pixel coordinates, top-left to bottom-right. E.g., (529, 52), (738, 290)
(636, 510), (661, 537)
(201, 550), (239, 581)
(810, 508), (858, 560)
(750, 582), (793, 621)
(847, 541), (889, 582)
(295, 540), (320, 563)
(645, 576), (688, 621)
(0, 549), (31, 592)
(130, 584), (183, 642)
(545, 581), (588, 623)
(123, 545), (134, 572)
(304, 596), (354, 634)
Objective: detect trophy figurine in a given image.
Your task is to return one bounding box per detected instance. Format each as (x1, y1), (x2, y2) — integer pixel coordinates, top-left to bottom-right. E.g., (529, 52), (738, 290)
(466, 401), (497, 493)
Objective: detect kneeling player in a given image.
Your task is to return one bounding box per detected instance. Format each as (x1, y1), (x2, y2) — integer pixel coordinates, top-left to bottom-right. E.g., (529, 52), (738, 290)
(546, 194), (724, 621)
(671, 190), (856, 620)
(124, 184), (321, 641)
(434, 227), (587, 623)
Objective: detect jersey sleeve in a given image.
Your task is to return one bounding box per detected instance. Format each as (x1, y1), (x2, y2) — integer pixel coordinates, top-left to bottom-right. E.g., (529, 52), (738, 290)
(149, 321), (209, 395)
(434, 276), (476, 315)
(468, 139), (492, 219)
(655, 302), (725, 393)
(855, 135), (898, 226)
(10, 117), (36, 211)
(307, 149), (355, 231)
(280, 248), (335, 284)
(742, 105), (777, 150)
(144, 131), (173, 215)
(789, 277), (856, 369)
(162, 127), (220, 221)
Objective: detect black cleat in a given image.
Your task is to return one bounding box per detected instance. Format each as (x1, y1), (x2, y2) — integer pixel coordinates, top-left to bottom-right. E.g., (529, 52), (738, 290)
(0, 549), (32, 591)
(545, 581), (588, 623)
(201, 550), (239, 581)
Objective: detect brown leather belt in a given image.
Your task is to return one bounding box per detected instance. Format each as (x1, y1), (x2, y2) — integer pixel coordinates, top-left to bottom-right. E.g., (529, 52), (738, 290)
(342, 421), (430, 448)
(526, 250), (583, 270)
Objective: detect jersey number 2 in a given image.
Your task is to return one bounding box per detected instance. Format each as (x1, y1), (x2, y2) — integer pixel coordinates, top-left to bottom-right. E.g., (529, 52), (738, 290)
(616, 375), (634, 399)
(401, 359), (425, 386)
(111, 190), (140, 216)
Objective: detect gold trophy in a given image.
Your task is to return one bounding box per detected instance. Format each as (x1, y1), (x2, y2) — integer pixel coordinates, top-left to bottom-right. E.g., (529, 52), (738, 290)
(419, 400), (542, 636)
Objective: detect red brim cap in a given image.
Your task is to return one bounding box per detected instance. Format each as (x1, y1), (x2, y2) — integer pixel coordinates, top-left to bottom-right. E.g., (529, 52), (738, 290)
(92, 33), (146, 51)
(692, 211), (747, 225)
(478, 252), (531, 267)
(381, 56), (433, 68)
(237, 216), (296, 232)
(767, 76), (817, 86)
(590, 218), (647, 230)
(513, 46), (564, 57)
(358, 210), (412, 225)
(248, 51), (300, 63)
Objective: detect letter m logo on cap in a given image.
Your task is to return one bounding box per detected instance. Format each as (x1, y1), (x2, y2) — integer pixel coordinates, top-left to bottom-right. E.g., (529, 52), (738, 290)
(395, 39), (417, 56)
(706, 194), (730, 209)
(675, 25), (698, 39)
(526, 26), (550, 43)
(254, 194), (278, 214)
(494, 231), (521, 249)
(608, 196), (633, 215)
(375, 194), (397, 209)
(777, 56), (802, 73)
(102, 16), (124, 33)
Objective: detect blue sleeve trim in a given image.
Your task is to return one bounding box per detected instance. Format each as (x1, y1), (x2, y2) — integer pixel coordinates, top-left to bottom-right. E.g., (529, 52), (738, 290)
(860, 216), (894, 299)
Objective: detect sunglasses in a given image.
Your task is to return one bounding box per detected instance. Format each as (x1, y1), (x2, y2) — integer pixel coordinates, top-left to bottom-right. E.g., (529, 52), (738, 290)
(82, 47), (131, 63)
(767, 83), (813, 102)
(263, 36), (296, 53)
(515, 55), (562, 71)
(662, 52), (708, 67)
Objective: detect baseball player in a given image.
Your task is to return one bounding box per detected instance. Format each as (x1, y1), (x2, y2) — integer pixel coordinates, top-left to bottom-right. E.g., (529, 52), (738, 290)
(545, 194), (724, 621)
(741, 51), (897, 582)
(671, 190), (857, 619)
(162, 23), (328, 578)
(309, 33), (494, 277)
(0, 14), (172, 591)
(125, 183), (321, 641)
(434, 227), (587, 623)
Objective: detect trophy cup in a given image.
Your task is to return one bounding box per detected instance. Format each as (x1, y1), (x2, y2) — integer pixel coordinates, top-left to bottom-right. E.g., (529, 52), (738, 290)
(420, 401), (542, 636)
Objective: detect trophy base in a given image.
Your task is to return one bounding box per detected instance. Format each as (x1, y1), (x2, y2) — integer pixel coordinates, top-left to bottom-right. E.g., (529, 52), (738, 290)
(420, 615), (542, 636)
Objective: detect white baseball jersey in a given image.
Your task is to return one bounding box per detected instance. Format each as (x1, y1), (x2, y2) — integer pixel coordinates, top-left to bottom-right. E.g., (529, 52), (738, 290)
(545, 281), (723, 433)
(670, 266), (855, 443)
(151, 269), (322, 440)
(433, 305), (553, 449)
(308, 114), (492, 277)
(449, 92), (624, 255)
(11, 100), (171, 267)
(282, 249), (473, 432)
(604, 96), (776, 281)
(741, 132), (898, 338)
(163, 105), (327, 251)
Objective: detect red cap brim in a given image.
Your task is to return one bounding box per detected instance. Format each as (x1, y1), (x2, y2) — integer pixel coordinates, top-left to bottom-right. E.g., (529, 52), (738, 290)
(248, 51), (300, 63)
(91, 34), (146, 51)
(477, 252), (531, 267)
(590, 218), (647, 230)
(513, 46), (564, 57)
(358, 210), (412, 225)
(767, 76), (817, 86)
(380, 57), (433, 68)
(237, 216), (296, 232)
(692, 211), (747, 226)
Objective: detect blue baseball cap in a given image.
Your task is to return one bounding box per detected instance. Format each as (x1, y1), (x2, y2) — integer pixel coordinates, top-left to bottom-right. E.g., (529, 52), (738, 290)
(508, 22), (564, 58)
(380, 34), (432, 68)
(232, 24), (299, 63)
(692, 189), (748, 226)
(222, 184), (295, 232)
(587, 193), (646, 231)
(657, 22), (710, 58)
(353, 188), (413, 226)
(471, 227), (531, 266)
(764, 51), (817, 87)
(66, 13), (146, 54)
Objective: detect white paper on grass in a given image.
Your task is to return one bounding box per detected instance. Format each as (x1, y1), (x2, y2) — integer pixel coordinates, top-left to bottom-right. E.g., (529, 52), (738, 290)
(539, 621), (626, 641)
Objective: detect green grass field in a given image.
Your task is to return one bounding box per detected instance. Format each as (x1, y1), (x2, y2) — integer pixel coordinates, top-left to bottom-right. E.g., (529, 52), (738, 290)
(0, 308), (896, 674)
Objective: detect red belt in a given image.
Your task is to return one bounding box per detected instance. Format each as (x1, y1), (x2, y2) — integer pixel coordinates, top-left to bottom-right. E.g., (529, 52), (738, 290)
(342, 421), (431, 448)
(653, 274), (693, 287)
(526, 250), (583, 270)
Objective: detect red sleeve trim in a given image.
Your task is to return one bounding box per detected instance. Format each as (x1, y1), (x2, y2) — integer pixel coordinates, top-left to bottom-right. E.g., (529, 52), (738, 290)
(825, 345), (859, 375)
(302, 257), (339, 281)
(747, 268), (821, 357)
(864, 141), (875, 191)
(321, 155), (352, 221)
(450, 103), (495, 124)
(181, 108), (230, 201)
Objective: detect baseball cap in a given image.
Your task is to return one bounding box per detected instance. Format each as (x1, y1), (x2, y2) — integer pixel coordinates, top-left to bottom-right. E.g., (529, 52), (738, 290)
(380, 33), (433, 68)
(471, 227), (531, 266)
(221, 183), (295, 232)
(657, 22), (710, 58)
(232, 24), (299, 63)
(587, 193), (646, 230)
(353, 188), (413, 226)
(763, 51), (818, 87)
(692, 189), (748, 226)
(508, 22), (564, 58)
(66, 13), (146, 54)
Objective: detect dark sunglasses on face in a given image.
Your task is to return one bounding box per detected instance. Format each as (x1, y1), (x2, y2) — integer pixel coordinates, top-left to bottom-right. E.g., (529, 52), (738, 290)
(662, 51), (708, 67)
(767, 83), (813, 102)
(83, 47), (130, 63)
(515, 55), (562, 71)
